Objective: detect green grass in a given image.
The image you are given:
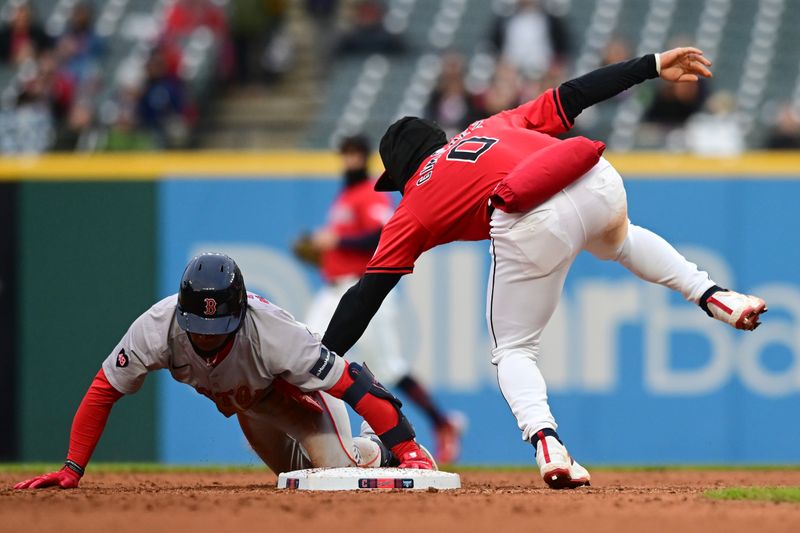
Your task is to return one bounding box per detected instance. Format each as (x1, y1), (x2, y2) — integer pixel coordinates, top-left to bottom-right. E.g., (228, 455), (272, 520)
(705, 487), (800, 503)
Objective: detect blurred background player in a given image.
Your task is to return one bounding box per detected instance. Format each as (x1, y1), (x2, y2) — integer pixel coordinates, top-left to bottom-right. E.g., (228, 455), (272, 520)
(293, 134), (463, 464)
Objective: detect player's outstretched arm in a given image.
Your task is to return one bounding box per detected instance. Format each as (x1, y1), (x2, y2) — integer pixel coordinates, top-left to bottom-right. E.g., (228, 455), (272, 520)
(13, 368), (123, 489)
(321, 273), (402, 356)
(554, 47), (712, 126)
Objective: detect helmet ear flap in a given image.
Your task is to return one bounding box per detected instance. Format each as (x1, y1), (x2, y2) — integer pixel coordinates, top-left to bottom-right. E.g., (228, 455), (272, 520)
(176, 253), (247, 334)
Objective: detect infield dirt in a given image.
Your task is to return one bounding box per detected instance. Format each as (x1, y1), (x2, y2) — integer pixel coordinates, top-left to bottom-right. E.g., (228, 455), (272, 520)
(2, 470), (800, 533)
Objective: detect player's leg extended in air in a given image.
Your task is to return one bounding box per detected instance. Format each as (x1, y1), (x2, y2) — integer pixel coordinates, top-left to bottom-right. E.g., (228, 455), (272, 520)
(306, 280), (463, 464)
(487, 158), (766, 489)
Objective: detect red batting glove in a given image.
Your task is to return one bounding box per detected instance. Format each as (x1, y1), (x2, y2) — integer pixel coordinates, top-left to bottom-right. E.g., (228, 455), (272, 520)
(14, 467), (81, 490)
(393, 441), (434, 470)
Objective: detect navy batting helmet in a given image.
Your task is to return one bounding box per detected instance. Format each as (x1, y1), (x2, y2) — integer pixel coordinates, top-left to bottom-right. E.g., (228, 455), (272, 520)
(176, 253), (247, 335)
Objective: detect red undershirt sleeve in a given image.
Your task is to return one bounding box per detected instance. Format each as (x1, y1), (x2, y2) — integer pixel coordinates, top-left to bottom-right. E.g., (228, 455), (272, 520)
(66, 368), (124, 469)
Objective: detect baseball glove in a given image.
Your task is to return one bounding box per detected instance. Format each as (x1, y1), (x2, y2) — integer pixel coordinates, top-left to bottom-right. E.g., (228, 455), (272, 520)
(292, 233), (322, 266)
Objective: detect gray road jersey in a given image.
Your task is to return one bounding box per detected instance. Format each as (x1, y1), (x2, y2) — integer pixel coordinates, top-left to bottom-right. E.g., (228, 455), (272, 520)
(102, 293), (345, 417)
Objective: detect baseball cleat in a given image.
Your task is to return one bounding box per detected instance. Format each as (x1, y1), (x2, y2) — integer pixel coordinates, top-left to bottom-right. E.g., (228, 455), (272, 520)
(366, 437), (439, 470)
(362, 421), (438, 470)
(534, 431), (590, 490)
(435, 412), (466, 464)
(419, 444), (439, 471)
(705, 290), (767, 331)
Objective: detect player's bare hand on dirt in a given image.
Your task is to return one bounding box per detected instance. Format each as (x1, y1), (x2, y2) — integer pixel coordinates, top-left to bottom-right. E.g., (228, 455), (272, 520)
(659, 47), (712, 82)
(14, 467), (81, 489)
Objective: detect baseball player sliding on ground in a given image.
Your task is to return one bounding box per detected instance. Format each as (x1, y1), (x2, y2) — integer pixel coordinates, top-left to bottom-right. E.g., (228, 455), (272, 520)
(320, 47), (767, 489)
(15, 253), (435, 490)
(295, 135), (462, 464)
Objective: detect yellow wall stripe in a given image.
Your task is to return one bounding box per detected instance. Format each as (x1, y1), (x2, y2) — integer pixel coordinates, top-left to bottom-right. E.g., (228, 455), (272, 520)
(0, 150), (799, 180)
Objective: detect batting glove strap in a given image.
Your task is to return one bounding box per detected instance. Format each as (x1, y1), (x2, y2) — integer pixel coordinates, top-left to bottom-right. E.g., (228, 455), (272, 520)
(699, 285), (727, 317)
(63, 460), (85, 477)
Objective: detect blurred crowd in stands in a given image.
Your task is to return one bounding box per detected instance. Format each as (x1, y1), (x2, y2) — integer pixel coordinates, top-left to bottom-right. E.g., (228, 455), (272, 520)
(1, 0), (798, 154)
(420, 0), (800, 154)
(1, 1), (97, 152)
(425, 0), (570, 139)
(0, 0), (301, 153)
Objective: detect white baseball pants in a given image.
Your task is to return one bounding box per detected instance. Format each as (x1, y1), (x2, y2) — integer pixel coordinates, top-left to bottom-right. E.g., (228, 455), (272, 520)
(237, 389), (381, 472)
(487, 158), (716, 442)
(305, 277), (409, 385)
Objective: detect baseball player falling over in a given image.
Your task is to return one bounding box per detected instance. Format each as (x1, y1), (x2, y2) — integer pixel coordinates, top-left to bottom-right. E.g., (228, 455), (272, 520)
(294, 135), (462, 464)
(15, 253), (436, 490)
(320, 47), (767, 489)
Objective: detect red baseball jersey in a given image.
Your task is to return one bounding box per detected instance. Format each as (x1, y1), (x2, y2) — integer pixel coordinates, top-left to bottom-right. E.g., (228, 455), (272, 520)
(366, 88), (572, 275)
(322, 179), (393, 281)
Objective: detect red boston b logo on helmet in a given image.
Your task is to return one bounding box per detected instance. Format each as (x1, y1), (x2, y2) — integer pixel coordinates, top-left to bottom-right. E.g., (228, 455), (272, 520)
(203, 298), (217, 316)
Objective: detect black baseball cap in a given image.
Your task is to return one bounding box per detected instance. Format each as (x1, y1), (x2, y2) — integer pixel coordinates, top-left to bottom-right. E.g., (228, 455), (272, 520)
(375, 117), (447, 193)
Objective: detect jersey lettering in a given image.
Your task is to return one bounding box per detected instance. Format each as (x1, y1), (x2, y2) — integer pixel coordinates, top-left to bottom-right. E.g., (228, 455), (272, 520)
(214, 389), (233, 408)
(197, 385), (268, 416)
(417, 151), (443, 186)
(445, 136), (499, 163)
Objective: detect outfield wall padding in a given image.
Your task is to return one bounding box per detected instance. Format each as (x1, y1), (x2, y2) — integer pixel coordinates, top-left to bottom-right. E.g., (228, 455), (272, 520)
(17, 182), (158, 462)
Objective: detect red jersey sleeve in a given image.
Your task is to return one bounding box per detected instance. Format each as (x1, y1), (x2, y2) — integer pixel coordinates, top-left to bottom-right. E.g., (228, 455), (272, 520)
(497, 88), (571, 136)
(365, 204), (429, 275)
